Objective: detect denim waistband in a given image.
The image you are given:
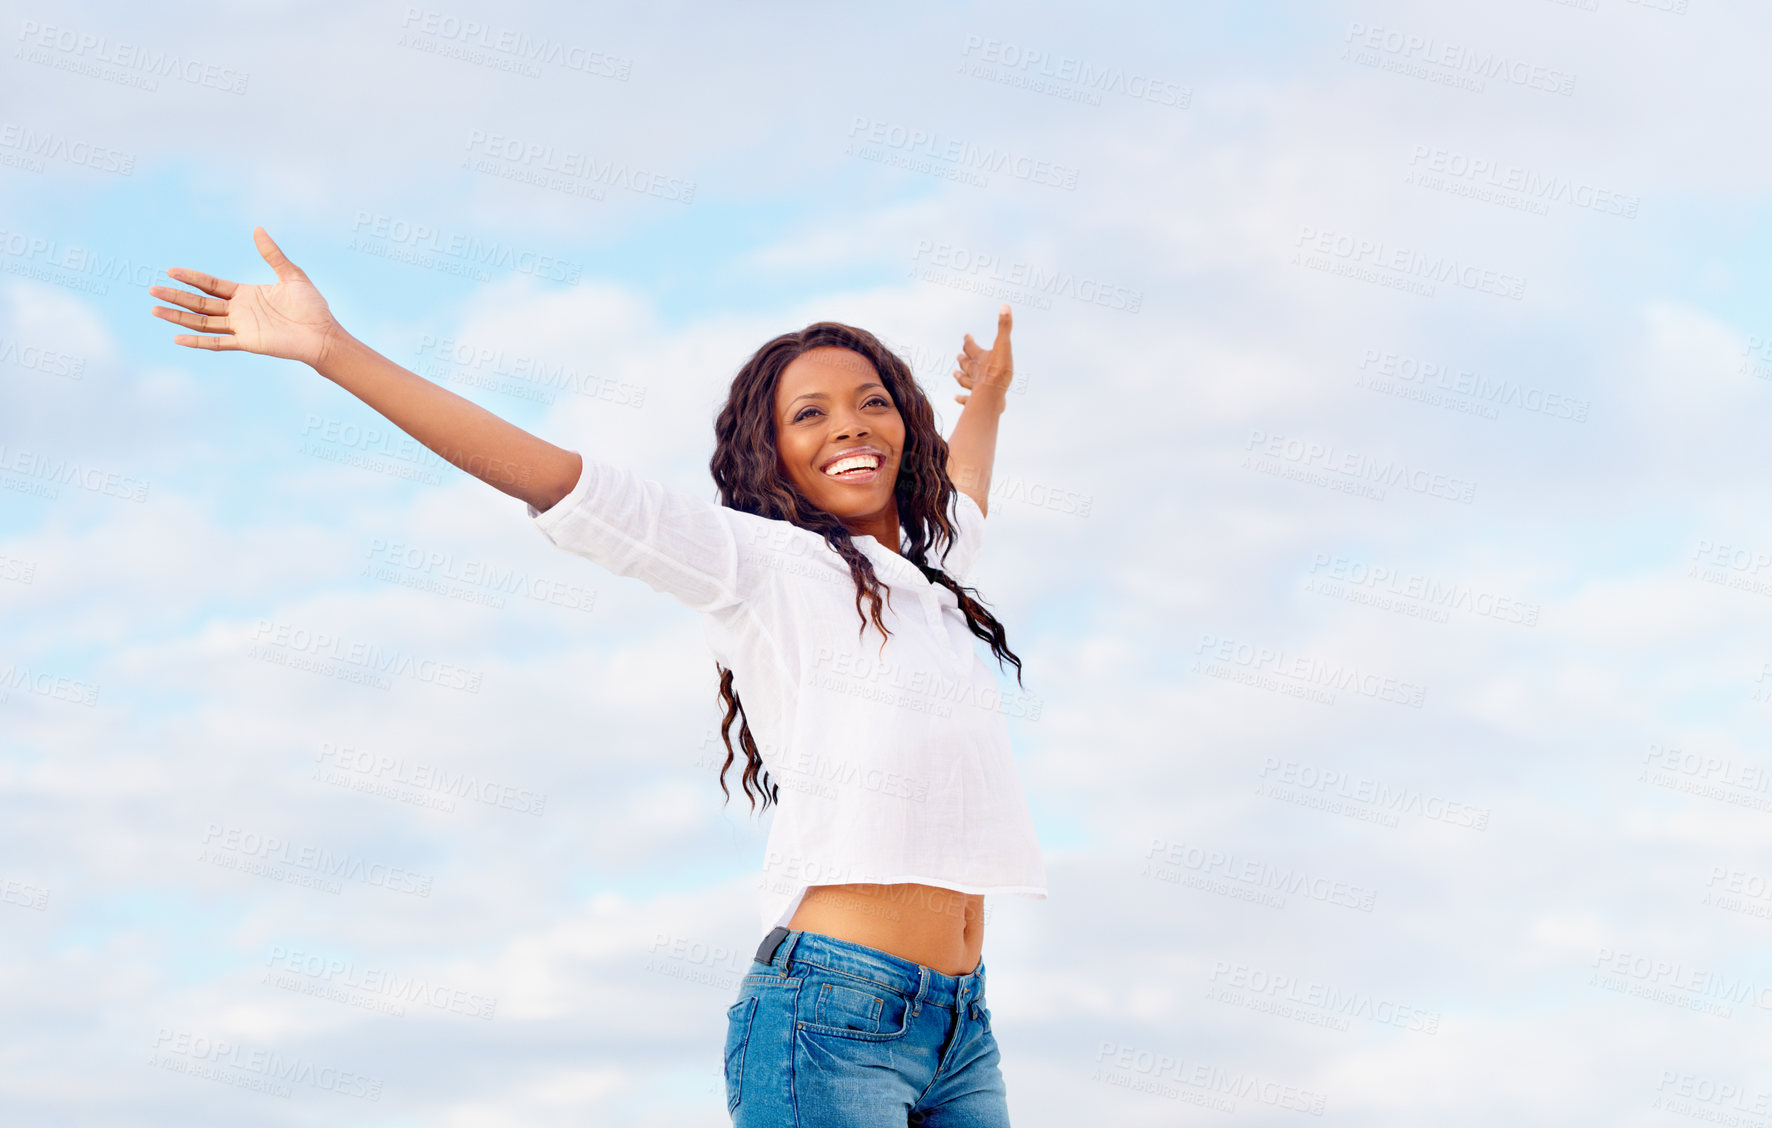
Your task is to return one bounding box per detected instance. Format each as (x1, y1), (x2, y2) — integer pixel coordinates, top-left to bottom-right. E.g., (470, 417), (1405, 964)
(755, 926), (986, 1012)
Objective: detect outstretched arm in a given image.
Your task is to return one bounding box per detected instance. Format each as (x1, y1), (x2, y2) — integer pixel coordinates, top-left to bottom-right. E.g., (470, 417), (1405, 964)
(945, 304), (1015, 517)
(315, 331), (581, 512)
(150, 226), (580, 513)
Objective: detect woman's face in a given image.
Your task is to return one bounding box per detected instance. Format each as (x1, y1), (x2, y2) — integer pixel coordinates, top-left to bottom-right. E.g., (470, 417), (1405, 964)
(773, 346), (906, 527)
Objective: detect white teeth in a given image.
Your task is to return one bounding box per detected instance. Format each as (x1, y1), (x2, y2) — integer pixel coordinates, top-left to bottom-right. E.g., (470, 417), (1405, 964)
(825, 455), (880, 477)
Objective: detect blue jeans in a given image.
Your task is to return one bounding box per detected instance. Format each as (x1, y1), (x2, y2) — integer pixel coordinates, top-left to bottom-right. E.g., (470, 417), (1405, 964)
(724, 926), (1011, 1126)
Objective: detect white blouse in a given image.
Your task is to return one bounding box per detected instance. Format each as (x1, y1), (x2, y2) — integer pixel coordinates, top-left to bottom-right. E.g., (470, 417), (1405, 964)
(527, 449), (1048, 935)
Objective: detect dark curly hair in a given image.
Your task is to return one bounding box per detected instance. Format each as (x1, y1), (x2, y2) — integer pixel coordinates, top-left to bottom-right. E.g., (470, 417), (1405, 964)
(708, 321), (1023, 814)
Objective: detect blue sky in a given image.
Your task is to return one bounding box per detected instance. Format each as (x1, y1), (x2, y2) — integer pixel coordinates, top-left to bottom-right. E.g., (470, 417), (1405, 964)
(6, 0), (1772, 1124)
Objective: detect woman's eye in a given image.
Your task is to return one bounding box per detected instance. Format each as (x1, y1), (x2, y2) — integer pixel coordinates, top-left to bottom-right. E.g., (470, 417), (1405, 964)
(796, 397), (888, 423)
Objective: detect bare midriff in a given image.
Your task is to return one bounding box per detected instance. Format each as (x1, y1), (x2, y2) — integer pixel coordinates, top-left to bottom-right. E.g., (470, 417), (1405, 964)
(785, 882), (984, 977)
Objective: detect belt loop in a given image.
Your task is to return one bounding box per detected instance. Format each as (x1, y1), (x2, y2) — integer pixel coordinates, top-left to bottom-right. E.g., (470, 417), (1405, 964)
(776, 929), (803, 975)
(911, 965), (930, 1016)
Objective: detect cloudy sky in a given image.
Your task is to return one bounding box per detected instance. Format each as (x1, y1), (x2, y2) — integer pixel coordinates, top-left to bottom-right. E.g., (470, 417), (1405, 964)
(5, 0), (1772, 1123)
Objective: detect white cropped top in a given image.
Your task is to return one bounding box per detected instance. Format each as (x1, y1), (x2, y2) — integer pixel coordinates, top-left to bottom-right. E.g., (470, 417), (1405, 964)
(527, 449), (1048, 936)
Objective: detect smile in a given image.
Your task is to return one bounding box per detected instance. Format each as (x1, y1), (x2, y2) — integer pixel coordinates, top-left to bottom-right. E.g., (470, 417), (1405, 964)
(826, 464), (881, 485)
(822, 451), (885, 483)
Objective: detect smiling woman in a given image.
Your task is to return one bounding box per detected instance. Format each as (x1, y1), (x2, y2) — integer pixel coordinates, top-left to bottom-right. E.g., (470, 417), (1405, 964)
(149, 229), (1045, 1127)
(696, 317), (1041, 1126)
(773, 346), (907, 546)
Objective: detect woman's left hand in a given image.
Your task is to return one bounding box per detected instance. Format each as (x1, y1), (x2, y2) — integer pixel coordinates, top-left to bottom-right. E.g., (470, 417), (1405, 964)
(953, 304), (1014, 406)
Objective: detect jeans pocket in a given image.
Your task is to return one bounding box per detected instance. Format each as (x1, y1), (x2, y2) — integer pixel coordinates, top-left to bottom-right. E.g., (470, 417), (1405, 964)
(724, 995), (758, 1112)
(798, 971), (913, 1041)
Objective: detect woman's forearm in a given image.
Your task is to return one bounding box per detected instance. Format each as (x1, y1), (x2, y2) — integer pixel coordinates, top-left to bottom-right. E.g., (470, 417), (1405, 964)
(313, 328), (581, 512)
(945, 383), (1007, 517)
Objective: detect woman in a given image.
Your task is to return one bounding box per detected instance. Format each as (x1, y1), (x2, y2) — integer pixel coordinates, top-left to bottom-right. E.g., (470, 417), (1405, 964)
(151, 227), (1048, 1126)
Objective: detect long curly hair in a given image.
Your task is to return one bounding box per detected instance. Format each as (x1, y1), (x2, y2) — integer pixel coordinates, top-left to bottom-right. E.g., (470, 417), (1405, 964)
(708, 321), (1023, 814)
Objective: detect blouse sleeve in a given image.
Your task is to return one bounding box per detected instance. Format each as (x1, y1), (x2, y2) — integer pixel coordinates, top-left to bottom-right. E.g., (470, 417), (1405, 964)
(936, 489), (986, 582)
(526, 449), (761, 613)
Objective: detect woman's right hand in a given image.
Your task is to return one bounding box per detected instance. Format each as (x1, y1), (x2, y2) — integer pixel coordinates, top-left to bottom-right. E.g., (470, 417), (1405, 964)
(150, 226), (342, 368)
